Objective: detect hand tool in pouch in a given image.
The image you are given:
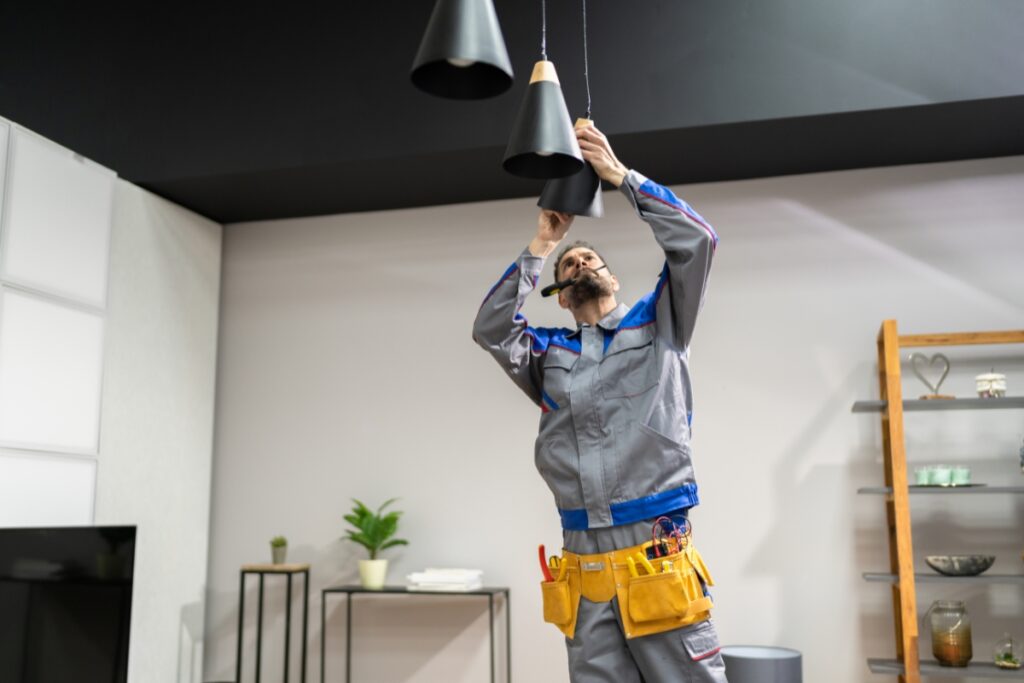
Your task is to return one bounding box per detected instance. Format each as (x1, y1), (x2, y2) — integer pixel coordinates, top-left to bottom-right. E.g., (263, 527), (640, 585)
(538, 544), (554, 582)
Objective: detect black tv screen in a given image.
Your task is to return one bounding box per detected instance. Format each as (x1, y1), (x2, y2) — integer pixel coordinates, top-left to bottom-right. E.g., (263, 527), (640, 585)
(0, 526), (136, 683)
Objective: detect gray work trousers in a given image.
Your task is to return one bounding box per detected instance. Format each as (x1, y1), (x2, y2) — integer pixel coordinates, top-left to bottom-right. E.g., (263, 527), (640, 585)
(567, 599), (727, 683)
(562, 514), (728, 683)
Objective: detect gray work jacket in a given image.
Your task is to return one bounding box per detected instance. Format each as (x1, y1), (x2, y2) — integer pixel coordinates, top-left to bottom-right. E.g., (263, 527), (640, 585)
(473, 170), (717, 531)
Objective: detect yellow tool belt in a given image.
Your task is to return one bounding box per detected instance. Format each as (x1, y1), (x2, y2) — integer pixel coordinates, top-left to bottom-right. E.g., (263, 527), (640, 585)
(540, 539), (714, 639)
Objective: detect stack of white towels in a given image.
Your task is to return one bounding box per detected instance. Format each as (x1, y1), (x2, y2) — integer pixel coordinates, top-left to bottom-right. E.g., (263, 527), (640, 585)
(406, 568), (483, 591)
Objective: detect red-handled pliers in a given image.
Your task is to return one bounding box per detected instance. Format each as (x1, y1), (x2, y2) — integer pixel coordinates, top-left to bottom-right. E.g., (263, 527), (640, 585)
(538, 544), (554, 582)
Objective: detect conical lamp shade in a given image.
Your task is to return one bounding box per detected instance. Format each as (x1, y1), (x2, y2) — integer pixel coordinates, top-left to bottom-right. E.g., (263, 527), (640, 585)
(502, 61), (584, 180)
(538, 118), (604, 217)
(411, 0), (513, 100)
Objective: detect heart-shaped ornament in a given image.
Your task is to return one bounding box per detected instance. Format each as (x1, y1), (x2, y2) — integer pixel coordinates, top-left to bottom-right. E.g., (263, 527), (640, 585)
(909, 352), (951, 397)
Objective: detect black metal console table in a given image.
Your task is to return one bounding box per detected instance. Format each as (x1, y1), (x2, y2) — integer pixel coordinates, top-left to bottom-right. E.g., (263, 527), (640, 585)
(320, 585), (510, 683)
(236, 563), (311, 683)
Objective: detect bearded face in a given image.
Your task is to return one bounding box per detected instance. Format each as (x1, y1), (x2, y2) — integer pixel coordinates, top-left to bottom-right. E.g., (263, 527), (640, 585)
(565, 268), (615, 308)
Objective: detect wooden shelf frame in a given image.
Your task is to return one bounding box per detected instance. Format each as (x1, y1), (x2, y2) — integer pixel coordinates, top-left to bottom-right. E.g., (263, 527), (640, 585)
(870, 322), (1024, 683)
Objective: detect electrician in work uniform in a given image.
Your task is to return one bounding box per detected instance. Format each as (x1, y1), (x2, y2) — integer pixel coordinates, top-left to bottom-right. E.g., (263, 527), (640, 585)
(473, 125), (727, 682)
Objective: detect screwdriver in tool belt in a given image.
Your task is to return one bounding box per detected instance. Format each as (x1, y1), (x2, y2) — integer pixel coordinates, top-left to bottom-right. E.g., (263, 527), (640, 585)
(555, 557), (568, 581)
(626, 557), (640, 578)
(634, 551), (656, 575)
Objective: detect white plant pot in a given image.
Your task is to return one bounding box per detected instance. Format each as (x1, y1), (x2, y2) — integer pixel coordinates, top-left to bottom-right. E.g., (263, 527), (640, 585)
(359, 559), (388, 590)
(271, 545), (287, 565)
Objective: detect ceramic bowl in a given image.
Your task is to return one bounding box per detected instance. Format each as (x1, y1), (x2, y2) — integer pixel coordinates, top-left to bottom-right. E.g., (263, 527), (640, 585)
(925, 555), (995, 576)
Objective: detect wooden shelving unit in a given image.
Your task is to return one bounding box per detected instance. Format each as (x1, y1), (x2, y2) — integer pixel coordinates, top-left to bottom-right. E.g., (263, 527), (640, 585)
(856, 321), (1024, 683)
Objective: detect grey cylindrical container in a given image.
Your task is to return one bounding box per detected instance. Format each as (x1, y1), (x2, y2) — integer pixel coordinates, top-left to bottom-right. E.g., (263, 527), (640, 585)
(721, 646), (802, 683)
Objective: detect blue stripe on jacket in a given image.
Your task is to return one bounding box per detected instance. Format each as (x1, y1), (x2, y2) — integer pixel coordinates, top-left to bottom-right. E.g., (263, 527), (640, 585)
(637, 180), (719, 247)
(540, 390), (560, 411)
(480, 263), (518, 308)
(524, 323), (582, 355)
(558, 484), (701, 531)
(618, 266), (669, 332)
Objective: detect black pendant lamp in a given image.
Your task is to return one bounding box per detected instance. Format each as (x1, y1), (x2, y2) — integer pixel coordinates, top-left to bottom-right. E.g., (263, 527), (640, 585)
(538, 1), (603, 217)
(411, 0), (514, 100)
(538, 118), (603, 217)
(502, 1), (583, 179)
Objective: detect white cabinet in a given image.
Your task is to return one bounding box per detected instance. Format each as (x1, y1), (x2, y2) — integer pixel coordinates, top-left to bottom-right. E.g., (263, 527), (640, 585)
(0, 118), (115, 526)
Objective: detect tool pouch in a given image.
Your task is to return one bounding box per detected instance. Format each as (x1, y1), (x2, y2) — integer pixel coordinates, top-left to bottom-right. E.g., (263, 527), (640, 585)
(617, 543), (715, 639)
(540, 578), (572, 625)
(539, 566), (581, 638)
(627, 569), (688, 622)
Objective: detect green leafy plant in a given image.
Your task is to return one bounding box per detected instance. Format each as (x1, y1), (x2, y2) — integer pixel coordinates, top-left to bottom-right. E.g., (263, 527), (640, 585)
(270, 535), (287, 548)
(343, 498), (408, 560)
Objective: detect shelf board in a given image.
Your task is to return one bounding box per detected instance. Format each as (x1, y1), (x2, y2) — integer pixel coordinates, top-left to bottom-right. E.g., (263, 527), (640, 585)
(869, 658), (1024, 679)
(852, 397), (1024, 412)
(863, 572), (1024, 584)
(858, 485), (1024, 495)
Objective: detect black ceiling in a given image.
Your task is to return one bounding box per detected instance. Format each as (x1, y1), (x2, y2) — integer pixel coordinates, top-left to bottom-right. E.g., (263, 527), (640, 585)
(2, 1), (1023, 224)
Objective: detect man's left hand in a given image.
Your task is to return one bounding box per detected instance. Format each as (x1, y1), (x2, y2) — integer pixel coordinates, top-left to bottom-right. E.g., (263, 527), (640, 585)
(577, 126), (628, 187)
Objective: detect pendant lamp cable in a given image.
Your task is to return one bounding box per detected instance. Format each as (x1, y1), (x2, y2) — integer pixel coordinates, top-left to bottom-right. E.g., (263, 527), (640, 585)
(541, 0), (547, 59)
(582, 0), (591, 118)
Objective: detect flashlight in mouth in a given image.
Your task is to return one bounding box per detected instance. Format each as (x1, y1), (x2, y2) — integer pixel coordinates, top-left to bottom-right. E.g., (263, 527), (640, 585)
(541, 264), (607, 298)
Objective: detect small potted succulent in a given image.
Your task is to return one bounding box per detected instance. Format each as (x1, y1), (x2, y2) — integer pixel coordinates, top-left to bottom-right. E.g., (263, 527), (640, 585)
(343, 498), (408, 589)
(270, 535), (288, 565)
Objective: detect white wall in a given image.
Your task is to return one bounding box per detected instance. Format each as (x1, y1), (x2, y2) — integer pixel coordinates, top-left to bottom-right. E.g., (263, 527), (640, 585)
(207, 155), (1024, 683)
(95, 180), (222, 683)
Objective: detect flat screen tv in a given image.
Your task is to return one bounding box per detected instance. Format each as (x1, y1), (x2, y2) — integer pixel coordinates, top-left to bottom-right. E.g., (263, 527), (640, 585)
(0, 526), (136, 683)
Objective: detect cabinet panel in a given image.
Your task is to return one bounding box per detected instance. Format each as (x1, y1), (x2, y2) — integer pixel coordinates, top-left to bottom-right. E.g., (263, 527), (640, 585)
(0, 451), (95, 526)
(0, 289), (104, 454)
(0, 128), (114, 308)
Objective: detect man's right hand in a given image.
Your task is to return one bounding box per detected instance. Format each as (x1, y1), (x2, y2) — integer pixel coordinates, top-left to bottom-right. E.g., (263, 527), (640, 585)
(529, 210), (574, 257)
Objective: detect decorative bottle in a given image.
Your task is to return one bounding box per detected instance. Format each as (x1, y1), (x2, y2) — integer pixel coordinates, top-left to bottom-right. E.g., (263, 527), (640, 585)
(929, 600), (972, 667)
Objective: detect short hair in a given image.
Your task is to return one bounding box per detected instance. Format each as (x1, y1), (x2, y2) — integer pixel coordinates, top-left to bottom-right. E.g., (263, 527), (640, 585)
(553, 240), (611, 284)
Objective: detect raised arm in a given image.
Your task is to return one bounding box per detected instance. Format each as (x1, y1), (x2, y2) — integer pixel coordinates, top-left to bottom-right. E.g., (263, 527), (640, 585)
(577, 126), (716, 349)
(472, 210), (575, 403)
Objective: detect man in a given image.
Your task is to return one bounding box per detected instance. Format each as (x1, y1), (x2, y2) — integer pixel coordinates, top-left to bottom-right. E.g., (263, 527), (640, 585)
(473, 125), (725, 682)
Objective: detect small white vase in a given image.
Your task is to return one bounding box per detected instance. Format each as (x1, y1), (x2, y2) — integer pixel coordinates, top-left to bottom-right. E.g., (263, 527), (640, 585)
(271, 545), (287, 565)
(359, 559), (388, 590)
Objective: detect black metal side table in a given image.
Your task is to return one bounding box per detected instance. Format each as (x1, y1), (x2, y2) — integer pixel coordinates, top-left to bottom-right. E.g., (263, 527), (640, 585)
(236, 563), (311, 683)
(320, 585), (510, 683)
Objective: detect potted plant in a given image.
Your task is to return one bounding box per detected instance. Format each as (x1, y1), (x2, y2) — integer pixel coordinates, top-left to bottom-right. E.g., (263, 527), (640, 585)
(270, 535), (287, 565)
(343, 498), (408, 589)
